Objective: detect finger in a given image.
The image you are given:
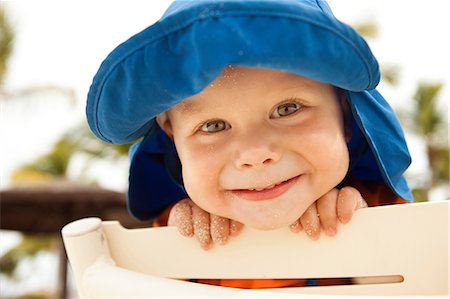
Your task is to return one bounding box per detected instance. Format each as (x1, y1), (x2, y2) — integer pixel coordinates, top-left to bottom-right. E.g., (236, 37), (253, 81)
(300, 203), (321, 240)
(229, 220), (244, 237)
(168, 199), (193, 237)
(337, 186), (367, 224)
(289, 219), (303, 233)
(316, 188), (339, 237)
(192, 205), (212, 250)
(210, 215), (229, 245)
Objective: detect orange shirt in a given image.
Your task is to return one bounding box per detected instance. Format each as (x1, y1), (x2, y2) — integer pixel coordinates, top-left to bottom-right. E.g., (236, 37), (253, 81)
(153, 178), (409, 288)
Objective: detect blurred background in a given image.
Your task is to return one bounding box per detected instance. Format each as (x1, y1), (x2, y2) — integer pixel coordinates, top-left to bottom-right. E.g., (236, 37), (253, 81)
(0, 1), (448, 298)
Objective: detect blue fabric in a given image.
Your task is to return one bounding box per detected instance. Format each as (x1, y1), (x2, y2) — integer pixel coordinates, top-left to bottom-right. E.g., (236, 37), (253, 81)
(128, 128), (187, 219)
(305, 278), (317, 286)
(347, 90), (412, 200)
(86, 0), (413, 220)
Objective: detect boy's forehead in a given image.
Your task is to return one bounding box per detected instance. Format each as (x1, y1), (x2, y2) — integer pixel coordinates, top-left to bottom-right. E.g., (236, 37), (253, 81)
(169, 94), (213, 119)
(170, 66), (333, 115)
(217, 66), (313, 85)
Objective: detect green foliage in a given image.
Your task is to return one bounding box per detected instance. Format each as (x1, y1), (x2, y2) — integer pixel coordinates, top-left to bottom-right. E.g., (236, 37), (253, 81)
(16, 124), (132, 179)
(22, 140), (74, 177)
(413, 83), (443, 137)
(411, 188), (428, 202)
(428, 146), (449, 185)
(381, 65), (400, 86)
(354, 21), (378, 38)
(400, 82), (449, 199)
(0, 235), (56, 277)
(412, 83), (448, 186)
(0, 4), (14, 86)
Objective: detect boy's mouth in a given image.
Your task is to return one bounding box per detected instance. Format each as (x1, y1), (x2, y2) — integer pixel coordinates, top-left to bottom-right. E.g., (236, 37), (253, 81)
(230, 175), (300, 201)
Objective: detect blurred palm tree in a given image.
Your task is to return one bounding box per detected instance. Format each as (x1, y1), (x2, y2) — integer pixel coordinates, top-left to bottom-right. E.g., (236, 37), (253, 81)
(1, 6), (129, 298)
(1, 4), (130, 186)
(406, 83), (449, 201)
(0, 3), (13, 86)
(1, 7), (58, 298)
(354, 20), (378, 38)
(10, 124), (131, 185)
(355, 21), (448, 201)
(0, 4), (75, 102)
(0, 4), (130, 186)
(0, 235), (56, 276)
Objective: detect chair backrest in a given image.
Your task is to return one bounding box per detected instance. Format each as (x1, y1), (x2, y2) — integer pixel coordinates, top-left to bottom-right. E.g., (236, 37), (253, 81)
(62, 201), (449, 298)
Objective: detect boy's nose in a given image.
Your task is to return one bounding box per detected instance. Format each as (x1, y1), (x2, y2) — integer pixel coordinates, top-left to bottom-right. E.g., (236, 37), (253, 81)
(234, 142), (281, 170)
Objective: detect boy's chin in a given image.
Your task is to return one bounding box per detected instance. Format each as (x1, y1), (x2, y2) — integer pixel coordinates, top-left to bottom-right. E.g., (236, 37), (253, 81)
(240, 206), (307, 231)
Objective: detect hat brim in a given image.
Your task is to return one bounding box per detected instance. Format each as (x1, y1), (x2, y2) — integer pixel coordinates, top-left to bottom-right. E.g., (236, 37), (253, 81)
(87, 0), (380, 144)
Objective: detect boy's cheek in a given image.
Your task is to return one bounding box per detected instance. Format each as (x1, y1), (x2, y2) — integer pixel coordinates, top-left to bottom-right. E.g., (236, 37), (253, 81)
(292, 120), (349, 163)
(180, 155), (223, 204)
(177, 140), (223, 163)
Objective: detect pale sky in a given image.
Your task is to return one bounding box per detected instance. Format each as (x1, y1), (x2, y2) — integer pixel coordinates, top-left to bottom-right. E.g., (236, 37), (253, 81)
(1, 0), (449, 192)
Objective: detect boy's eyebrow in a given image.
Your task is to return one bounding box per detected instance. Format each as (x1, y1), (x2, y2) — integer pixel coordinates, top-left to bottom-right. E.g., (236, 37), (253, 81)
(175, 100), (203, 116)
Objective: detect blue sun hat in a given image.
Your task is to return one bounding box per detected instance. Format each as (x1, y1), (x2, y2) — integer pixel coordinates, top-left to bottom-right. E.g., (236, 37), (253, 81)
(87, 0), (413, 220)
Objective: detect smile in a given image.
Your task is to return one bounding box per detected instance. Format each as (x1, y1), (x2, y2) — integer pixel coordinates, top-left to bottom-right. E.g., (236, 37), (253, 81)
(230, 175), (301, 201)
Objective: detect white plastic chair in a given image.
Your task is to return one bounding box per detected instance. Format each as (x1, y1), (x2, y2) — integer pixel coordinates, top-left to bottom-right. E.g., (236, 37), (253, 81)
(62, 201), (449, 298)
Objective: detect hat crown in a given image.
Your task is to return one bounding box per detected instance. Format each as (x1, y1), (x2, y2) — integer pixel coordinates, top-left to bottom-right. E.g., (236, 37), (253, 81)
(163, 0), (333, 17)
(87, 0), (380, 145)
(161, 0), (336, 26)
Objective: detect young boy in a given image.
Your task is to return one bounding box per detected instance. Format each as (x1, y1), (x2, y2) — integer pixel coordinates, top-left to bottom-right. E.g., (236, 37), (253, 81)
(86, 0), (413, 288)
(159, 65), (369, 249)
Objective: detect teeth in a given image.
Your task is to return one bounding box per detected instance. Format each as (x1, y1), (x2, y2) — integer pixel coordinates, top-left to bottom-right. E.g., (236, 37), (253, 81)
(246, 178), (291, 191)
(252, 184), (276, 191)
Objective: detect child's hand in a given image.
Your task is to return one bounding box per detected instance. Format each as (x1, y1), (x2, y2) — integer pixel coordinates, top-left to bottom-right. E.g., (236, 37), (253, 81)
(168, 198), (244, 250)
(289, 187), (367, 240)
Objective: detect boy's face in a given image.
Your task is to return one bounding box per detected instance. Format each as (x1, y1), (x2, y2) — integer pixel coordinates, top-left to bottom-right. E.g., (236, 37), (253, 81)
(160, 66), (349, 230)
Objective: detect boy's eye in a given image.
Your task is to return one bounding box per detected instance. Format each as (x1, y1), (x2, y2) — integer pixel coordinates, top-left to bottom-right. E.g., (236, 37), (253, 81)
(271, 102), (302, 118)
(200, 120), (230, 133)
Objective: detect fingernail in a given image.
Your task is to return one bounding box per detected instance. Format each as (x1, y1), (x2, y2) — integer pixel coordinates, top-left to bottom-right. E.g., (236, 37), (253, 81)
(289, 222), (301, 233)
(306, 228), (320, 240)
(201, 242), (212, 251)
(214, 236), (227, 245)
(326, 227), (336, 236)
(339, 216), (350, 224)
(180, 227), (194, 237)
(310, 233), (320, 240)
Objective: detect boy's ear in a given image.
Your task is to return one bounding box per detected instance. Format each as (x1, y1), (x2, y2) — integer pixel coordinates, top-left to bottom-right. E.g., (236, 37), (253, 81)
(156, 112), (174, 140)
